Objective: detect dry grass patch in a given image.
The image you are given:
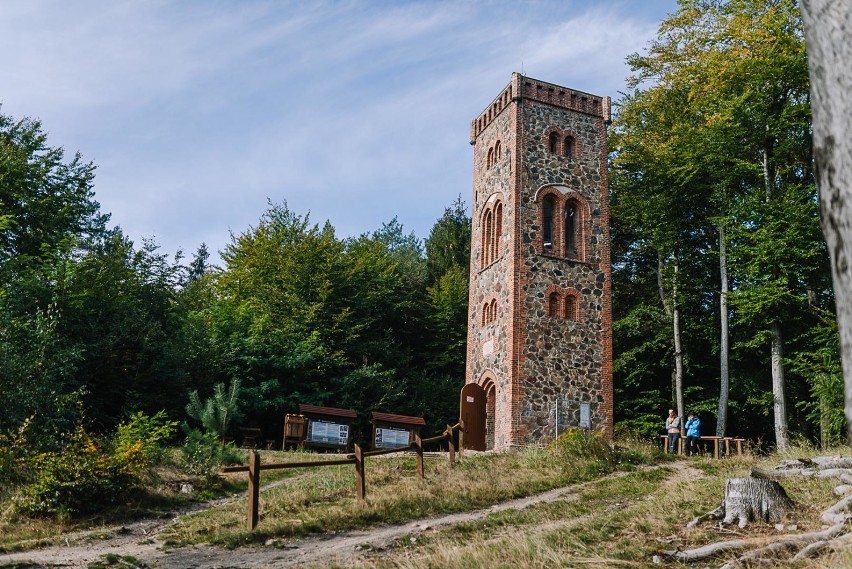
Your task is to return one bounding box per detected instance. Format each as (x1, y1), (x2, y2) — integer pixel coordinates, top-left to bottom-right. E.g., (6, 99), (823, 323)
(162, 438), (654, 548)
(345, 453), (843, 569)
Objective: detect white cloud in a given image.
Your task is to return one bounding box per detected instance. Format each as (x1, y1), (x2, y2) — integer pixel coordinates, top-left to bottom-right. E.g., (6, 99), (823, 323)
(0, 0), (677, 261)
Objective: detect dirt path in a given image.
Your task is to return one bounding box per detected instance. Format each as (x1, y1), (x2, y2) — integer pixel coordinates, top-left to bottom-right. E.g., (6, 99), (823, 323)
(0, 462), (696, 569)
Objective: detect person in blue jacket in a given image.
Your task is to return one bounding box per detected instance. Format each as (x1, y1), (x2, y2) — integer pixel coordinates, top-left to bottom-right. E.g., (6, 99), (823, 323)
(684, 411), (701, 456)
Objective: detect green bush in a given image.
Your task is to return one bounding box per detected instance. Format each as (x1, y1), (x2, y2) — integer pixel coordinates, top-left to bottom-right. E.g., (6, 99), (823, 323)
(13, 411), (177, 518)
(179, 429), (241, 478)
(112, 410), (178, 467)
(551, 428), (649, 479)
(15, 427), (141, 517)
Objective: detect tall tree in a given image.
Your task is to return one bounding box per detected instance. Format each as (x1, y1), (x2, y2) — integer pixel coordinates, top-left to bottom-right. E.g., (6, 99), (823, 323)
(613, 0), (828, 447)
(801, 0), (852, 442)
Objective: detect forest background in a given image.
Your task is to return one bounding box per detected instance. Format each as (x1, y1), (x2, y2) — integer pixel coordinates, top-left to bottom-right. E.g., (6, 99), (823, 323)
(0, 0), (841, 457)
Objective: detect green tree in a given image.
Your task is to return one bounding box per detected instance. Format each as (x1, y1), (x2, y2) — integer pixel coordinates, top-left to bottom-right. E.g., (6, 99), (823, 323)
(613, 0), (832, 446)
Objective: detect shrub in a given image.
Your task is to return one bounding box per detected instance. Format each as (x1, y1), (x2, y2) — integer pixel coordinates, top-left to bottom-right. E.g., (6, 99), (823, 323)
(179, 429), (241, 478)
(0, 417), (33, 493)
(13, 411), (177, 518)
(15, 427), (141, 517)
(551, 428), (650, 479)
(112, 410), (178, 468)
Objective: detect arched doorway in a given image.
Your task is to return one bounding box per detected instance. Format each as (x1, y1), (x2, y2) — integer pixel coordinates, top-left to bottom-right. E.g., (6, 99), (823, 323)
(459, 383), (487, 451)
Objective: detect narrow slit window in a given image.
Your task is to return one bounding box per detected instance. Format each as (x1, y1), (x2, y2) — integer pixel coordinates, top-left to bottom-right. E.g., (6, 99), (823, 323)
(564, 136), (574, 159)
(543, 196), (555, 250)
(548, 132), (558, 154)
(484, 210), (493, 266)
(493, 202), (503, 261)
(564, 201), (577, 255)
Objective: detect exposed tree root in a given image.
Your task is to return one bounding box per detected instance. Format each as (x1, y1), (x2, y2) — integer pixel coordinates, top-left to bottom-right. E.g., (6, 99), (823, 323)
(654, 456), (852, 566)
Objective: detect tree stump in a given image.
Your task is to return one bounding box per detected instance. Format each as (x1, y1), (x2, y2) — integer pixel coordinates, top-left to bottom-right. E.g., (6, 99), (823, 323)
(720, 478), (794, 528)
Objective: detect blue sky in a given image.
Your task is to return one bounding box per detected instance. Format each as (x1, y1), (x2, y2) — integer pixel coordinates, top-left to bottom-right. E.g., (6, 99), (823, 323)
(1, 0), (678, 263)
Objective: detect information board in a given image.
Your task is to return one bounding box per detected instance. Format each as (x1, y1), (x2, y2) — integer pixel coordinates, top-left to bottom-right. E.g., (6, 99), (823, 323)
(579, 402), (591, 429)
(307, 420), (349, 446)
(374, 426), (411, 449)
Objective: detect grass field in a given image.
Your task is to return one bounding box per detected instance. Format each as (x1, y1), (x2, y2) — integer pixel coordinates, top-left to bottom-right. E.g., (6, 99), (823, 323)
(2, 436), (852, 568)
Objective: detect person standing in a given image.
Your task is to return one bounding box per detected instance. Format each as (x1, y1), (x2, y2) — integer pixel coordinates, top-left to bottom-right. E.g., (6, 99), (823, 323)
(665, 408), (681, 454)
(684, 412), (701, 456)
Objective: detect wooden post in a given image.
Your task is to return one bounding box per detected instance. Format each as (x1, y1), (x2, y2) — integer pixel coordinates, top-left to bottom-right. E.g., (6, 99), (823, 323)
(458, 419), (465, 457)
(447, 425), (455, 467)
(354, 444), (365, 501)
(414, 433), (424, 480)
(247, 450), (260, 530)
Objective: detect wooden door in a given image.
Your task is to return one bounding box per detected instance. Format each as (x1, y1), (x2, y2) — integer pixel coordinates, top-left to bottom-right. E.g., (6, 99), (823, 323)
(460, 383), (487, 451)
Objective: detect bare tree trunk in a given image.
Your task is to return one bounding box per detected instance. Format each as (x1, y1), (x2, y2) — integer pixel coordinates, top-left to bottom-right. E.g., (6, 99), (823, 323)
(717, 224), (730, 437)
(658, 252), (685, 422)
(771, 322), (790, 450)
(801, 0), (852, 443)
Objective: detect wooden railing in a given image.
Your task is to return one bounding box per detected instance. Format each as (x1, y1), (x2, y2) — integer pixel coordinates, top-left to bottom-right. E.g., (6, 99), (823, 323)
(222, 420), (465, 529)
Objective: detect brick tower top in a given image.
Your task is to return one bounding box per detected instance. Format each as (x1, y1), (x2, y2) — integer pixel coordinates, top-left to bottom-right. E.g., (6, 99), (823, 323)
(470, 73), (612, 144)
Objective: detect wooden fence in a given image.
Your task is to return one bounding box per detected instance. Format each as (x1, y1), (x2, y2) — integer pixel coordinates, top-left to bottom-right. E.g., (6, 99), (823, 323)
(221, 421), (465, 529)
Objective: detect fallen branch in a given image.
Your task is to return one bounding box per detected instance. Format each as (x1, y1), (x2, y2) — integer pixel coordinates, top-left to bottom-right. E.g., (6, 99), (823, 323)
(822, 495), (852, 524)
(656, 539), (748, 563)
(718, 522), (847, 568)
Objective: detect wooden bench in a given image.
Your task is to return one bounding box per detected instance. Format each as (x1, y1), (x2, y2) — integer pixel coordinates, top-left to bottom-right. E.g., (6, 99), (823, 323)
(240, 427), (263, 449)
(661, 435), (746, 458)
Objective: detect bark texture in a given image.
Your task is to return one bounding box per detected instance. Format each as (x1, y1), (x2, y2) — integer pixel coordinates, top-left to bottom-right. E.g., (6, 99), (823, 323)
(770, 322), (789, 450)
(719, 478), (794, 528)
(717, 225), (730, 437)
(662, 457), (852, 566)
(801, 0), (852, 443)
(658, 252), (685, 422)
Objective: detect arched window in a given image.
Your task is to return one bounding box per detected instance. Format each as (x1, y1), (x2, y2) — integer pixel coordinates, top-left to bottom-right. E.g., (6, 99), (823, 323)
(564, 295), (578, 321)
(564, 136), (575, 159)
(489, 298), (497, 322)
(492, 202), (503, 262)
(487, 147), (493, 169)
(481, 199), (504, 269)
(564, 201), (577, 255)
(542, 195), (555, 250)
(483, 209), (493, 267)
(548, 132), (558, 154)
(547, 292), (560, 318)
(494, 140), (502, 160)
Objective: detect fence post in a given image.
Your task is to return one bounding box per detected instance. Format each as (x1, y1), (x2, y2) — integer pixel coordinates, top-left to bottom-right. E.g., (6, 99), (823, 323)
(247, 450), (260, 530)
(414, 433), (424, 480)
(354, 444), (366, 501)
(447, 424), (455, 466)
(458, 419), (465, 457)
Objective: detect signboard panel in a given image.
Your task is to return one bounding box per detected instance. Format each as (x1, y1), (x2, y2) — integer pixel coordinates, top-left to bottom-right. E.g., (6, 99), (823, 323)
(579, 402), (591, 429)
(374, 426), (411, 449)
(307, 420), (349, 446)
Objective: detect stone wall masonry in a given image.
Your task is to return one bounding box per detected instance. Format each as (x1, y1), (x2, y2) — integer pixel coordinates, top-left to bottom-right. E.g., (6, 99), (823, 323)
(516, 96), (611, 444)
(467, 98), (516, 450)
(467, 74), (613, 450)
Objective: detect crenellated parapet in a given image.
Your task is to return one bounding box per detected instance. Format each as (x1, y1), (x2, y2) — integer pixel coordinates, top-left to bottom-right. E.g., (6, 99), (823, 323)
(470, 73), (610, 144)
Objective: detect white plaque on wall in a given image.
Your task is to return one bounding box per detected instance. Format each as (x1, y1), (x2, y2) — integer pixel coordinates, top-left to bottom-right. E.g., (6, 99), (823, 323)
(579, 403), (591, 429)
(483, 340), (494, 355)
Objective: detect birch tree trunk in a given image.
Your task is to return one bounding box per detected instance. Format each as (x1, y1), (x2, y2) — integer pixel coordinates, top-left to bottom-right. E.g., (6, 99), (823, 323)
(717, 225), (730, 437)
(801, 0), (852, 443)
(771, 322), (790, 450)
(658, 252), (685, 423)
(764, 120), (789, 450)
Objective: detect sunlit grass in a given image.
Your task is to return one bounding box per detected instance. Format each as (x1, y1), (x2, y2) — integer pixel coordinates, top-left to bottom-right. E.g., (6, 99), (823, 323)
(341, 450), (842, 569)
(162, 434), (652, 548)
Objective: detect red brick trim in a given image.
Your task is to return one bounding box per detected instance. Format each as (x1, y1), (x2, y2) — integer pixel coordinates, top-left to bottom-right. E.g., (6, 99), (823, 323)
(533, 186), (591, 262)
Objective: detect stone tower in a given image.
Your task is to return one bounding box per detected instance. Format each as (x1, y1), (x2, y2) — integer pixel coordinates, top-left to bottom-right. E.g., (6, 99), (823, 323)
(464, 73), (613, 450)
